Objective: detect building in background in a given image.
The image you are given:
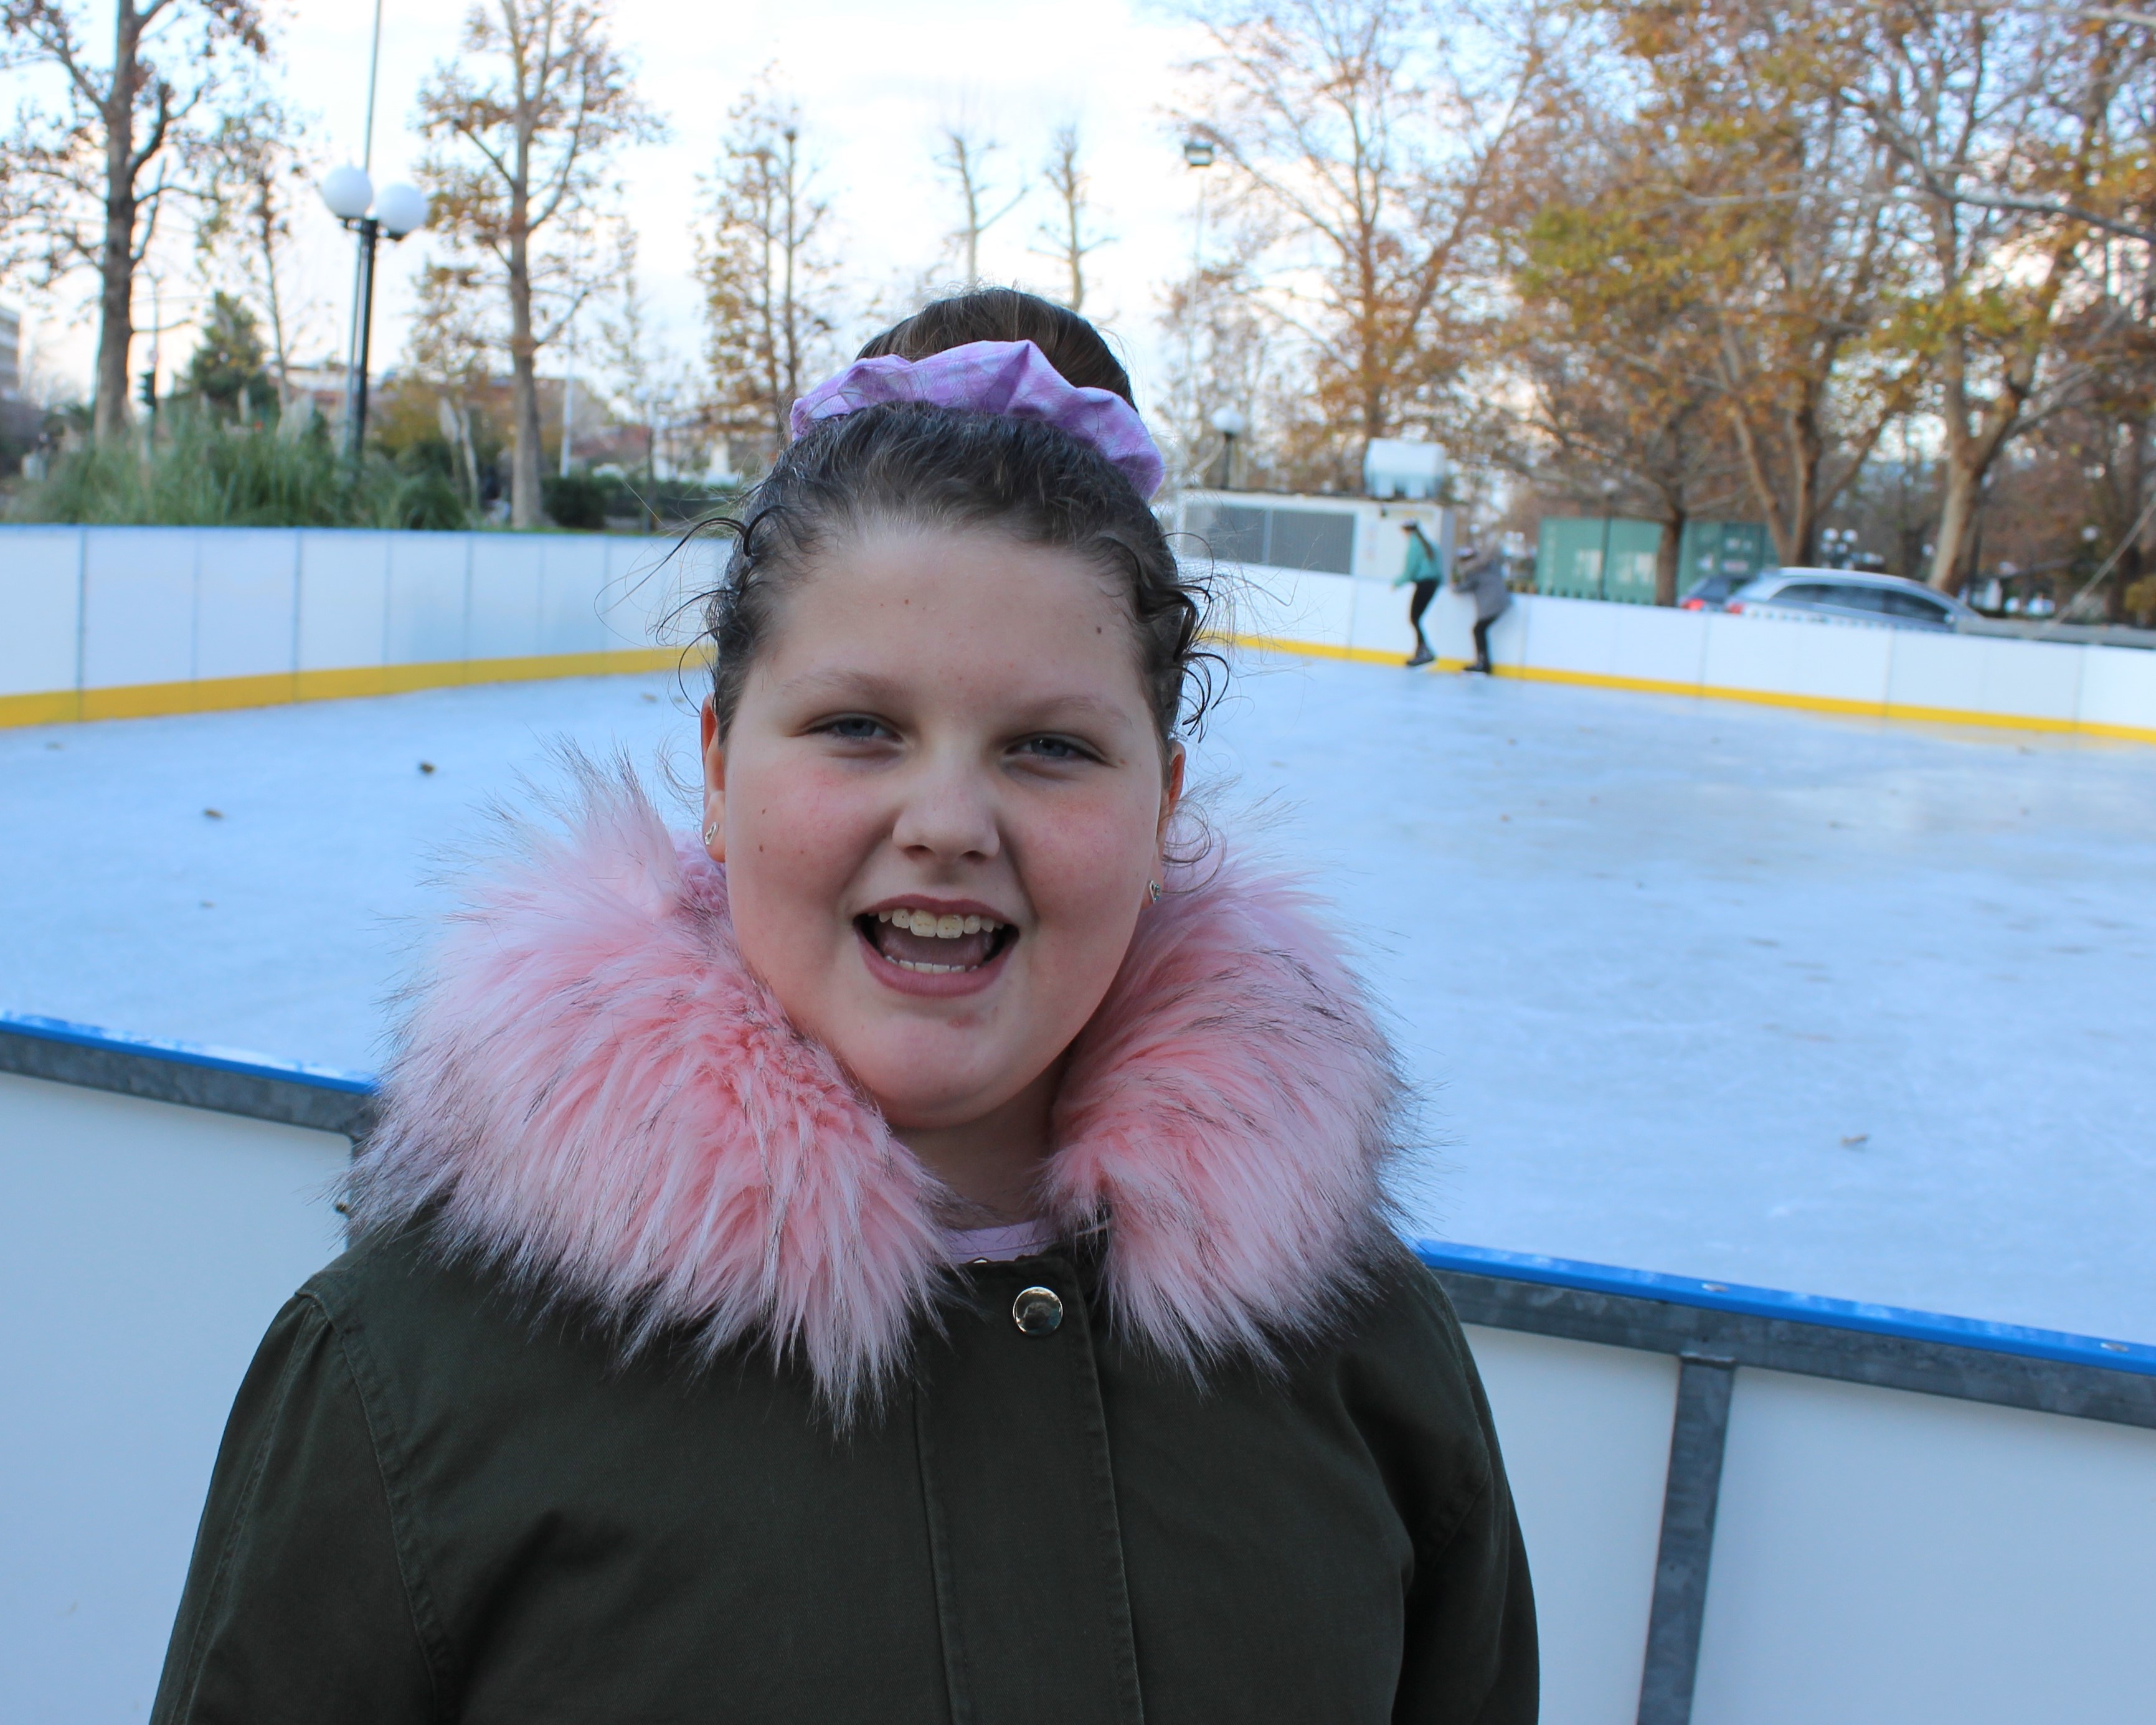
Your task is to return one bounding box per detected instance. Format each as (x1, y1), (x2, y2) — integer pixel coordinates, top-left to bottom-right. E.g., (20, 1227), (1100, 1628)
(0, 305), (51, 477)
(1, 305), (21, 399)
(1175, 488), (1451, 587)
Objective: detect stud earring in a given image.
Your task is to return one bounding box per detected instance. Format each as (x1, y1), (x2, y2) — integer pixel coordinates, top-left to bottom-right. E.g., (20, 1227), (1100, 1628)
(1146, 879), (1163, 905)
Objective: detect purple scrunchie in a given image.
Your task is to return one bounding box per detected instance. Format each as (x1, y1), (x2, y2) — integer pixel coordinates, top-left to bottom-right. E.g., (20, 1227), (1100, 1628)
(788, 339), (1166, 500)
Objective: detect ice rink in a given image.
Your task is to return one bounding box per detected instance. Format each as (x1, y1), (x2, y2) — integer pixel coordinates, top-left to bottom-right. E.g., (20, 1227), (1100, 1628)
(4, 652), (2150, 1344)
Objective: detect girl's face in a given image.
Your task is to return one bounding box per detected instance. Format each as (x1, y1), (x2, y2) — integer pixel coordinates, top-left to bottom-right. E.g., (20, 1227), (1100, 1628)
(701, 523), (1183, 1135)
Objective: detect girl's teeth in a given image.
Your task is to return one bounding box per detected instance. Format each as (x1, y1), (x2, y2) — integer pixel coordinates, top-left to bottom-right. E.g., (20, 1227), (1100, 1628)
(872, 909), (1003, 938)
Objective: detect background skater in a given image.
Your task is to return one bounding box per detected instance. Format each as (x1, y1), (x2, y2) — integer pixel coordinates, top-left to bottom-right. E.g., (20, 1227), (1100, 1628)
(1454, 541), (1510, 673)
(1396, 519), (1443, 666)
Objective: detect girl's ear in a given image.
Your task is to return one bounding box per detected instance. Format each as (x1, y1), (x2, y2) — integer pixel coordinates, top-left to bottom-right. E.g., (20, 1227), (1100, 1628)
(699, 697), (727, 862)
(1156, 740), (1186, 850)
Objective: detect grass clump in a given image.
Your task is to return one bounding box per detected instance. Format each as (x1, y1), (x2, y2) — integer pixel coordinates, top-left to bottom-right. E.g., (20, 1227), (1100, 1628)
(9, 414), (469, 531)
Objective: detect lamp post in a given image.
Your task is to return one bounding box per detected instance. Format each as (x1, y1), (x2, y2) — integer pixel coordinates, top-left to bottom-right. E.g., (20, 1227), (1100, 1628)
(1210, 406), (1247, 490)
(321, 169), (428, 462)
(1181, 137), (1216, 452)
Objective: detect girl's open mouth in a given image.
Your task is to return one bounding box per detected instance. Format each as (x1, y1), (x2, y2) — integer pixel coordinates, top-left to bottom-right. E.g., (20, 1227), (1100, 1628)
(856, 907), (1016, 976)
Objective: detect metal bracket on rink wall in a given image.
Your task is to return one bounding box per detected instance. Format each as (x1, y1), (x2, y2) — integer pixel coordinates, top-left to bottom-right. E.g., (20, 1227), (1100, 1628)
(6, 1008), (2154, 1723)
(1417, 1241), (2156, 1725)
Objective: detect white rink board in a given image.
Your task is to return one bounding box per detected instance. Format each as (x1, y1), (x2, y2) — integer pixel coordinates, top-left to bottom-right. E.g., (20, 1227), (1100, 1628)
(1466, 1327), (1676, 1725)
(1694, 1369), (2156, 1725)
(8, 527), (2149, 734)
(1213, 562), (2154, 736)
(3, 1070), (2149, 1725)
(0, 526), (724, 709)
(0, 1075), (349, 1725)
(0, 526), (84, 696)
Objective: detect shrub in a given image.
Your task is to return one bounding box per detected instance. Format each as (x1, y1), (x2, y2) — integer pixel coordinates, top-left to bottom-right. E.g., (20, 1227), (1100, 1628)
(7, 411), (473, 531)
(542, 471), (612, 531)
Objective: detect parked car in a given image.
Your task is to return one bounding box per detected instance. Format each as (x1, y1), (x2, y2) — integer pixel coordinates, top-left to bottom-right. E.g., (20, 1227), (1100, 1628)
(1677, 572), (1749, 612)
(1723, 569), (1978, 631)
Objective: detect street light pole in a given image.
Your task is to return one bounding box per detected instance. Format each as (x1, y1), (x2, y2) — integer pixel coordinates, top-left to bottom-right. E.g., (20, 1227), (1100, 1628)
(348, 217), (381, 461)
(321, 172), (428, 463)
(1181, 138), (1216, 451)
(321, 0), (425, 466)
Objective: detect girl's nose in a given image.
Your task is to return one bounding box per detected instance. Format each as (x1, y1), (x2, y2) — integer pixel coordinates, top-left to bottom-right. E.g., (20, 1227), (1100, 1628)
(890, 752), (1001, 862)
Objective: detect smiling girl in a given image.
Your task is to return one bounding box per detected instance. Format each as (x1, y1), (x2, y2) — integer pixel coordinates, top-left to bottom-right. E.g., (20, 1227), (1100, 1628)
(151, 290), (1536, 1725)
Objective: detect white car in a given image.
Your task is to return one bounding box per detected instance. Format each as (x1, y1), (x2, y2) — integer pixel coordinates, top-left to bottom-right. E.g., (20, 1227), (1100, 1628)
(1724, 569), (1977, 631)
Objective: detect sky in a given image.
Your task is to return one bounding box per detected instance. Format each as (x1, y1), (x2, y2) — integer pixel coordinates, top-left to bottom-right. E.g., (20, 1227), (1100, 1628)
(11, 0), (1221, 422)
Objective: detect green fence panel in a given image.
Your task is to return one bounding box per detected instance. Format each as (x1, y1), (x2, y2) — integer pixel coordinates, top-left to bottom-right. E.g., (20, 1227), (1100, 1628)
(1535, 518), (1661, 604)
(1538, 518), (1772, 603)
(1679, 521), (1772, 595)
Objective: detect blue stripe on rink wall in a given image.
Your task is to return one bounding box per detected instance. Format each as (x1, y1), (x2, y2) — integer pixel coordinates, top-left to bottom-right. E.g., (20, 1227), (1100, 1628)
(5, 1008), (2152, 1374)
(1412, 1239), (2156, 1379)
(0, 1010), (377, 1093)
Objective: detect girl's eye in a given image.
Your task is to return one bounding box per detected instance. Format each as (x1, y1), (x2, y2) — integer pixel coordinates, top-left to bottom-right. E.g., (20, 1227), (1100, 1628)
(1016, 734), (1094, 763)
(821, 715), (894, 742)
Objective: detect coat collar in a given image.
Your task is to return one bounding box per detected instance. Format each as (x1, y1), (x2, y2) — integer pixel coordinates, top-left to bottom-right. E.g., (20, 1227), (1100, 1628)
(348, 760), (1403, 1412)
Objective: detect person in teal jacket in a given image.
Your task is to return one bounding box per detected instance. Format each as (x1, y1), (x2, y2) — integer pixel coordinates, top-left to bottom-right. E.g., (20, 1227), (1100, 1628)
(1395, 520), (1443, 666)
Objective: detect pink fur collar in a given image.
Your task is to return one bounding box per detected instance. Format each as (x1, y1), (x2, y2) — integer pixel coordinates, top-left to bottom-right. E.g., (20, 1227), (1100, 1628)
(349, 764), (1404, 1410)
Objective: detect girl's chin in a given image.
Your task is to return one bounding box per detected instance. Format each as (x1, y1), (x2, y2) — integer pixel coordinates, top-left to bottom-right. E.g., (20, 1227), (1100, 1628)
(862, 1077), (1026, 1136)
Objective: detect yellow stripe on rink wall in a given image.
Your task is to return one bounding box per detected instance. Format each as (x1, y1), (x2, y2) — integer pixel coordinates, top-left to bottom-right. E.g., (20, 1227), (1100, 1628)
(0, 648), (692, 729)
(1221, 633), (2156, 745)
(11, 631), (2152, 743)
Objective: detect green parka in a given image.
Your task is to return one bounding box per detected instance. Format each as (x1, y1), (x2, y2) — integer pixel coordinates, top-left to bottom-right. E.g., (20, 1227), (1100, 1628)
(151, 769), (1536, 1724)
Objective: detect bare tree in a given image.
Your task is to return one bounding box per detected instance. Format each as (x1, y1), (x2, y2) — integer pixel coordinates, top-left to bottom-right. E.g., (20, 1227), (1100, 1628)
(1031, 123), (1108, 311)
(192, 91), (318, 414)
(1156, 256), (1282, 486)
(700, 81), (840, 465)
(1, 0), (270, 437)
(935, 118), (1024, 285)
(415, 0), (664, 526)
(1174, 0), (1554, 486)
(404, 253), (496, 502)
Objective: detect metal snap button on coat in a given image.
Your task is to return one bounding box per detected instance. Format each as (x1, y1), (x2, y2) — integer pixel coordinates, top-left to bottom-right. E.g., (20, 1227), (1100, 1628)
(1011, 1286), (1064, 1335)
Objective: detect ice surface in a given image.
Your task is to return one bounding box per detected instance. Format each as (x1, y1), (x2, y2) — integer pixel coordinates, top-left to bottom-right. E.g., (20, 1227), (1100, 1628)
(2, 656), (2150, 1341)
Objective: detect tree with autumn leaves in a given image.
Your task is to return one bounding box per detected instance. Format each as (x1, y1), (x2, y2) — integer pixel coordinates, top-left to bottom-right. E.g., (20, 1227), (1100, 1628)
(411, 0), (663, 527)
(1175, 0), (2156, 603)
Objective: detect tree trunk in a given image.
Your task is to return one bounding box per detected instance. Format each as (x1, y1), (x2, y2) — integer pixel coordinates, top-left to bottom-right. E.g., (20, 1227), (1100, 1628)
(509, 263), (543, 526)
(507, 171), (542, 524)
(1929, 460), (1983, 597)
(92, 5), (141, 441)
(1655, 510), (1685, 607)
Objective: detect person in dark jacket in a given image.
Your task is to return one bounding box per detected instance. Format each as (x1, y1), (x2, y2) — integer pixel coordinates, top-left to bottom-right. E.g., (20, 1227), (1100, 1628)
(151, 290), (1536, 1725)
(1454, 542), (1510, 674)
(1396, 519), (1444, 666)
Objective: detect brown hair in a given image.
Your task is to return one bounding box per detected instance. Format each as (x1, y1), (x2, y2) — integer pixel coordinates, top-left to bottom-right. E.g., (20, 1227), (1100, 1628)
(697, 290), (1217, 749)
